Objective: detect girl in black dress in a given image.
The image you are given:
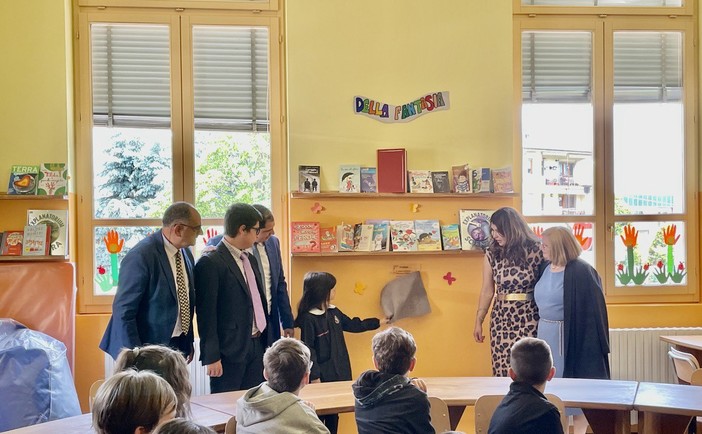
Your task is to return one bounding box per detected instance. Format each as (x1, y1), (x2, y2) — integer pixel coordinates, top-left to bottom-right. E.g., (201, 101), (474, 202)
(295, 271), (380, 434)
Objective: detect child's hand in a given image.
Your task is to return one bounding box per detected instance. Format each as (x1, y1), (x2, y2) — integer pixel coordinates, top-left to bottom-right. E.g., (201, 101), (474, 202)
(311, 378), (321, 384)
(410, 377), (427, 393)
(301, 400), (316, 411)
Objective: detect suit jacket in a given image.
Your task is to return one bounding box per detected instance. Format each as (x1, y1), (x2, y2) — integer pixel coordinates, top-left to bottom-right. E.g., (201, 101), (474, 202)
(100, 229), (195, 360)
(195, 241), (270, 366)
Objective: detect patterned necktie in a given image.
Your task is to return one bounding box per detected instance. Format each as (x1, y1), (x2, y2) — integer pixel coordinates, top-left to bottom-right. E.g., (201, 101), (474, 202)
(251, 243), (266, 281)
(240, 252), (267, 333)
(174, 251), (190, 334)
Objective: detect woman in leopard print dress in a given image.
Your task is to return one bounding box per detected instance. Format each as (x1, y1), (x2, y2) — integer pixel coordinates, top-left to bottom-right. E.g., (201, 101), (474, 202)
(473, 207), (543, 376)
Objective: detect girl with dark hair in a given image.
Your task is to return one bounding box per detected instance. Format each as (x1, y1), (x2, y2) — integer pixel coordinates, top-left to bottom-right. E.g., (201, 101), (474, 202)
(295, 271), (381, 434)
(473, 207), (544, 376)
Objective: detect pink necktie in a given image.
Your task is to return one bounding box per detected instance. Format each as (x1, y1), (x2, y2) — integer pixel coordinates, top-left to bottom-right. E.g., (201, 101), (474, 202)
(240, 252), (267, 333)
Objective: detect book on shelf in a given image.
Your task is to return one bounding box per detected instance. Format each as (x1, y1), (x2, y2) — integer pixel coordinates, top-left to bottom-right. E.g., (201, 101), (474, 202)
(37, 163), (67, 195)
(27, 209), (68, 255)
(339, 165), (361, 193)
(320, 226), (338, 253)
(360, 167), (377, 193)
(22, 224), (51, 256)
(459, 210), (493, 251)
(377, 148), (407, 193)
(452, 164), (472, 193)
(408, 170), (434, 193)
(7, 165), (39, 195)
(337, 223), (355, 252)
(491, 166), (513, 193)
(366, 220), (390, 252)
(431, 171), (451, 193)
(353, 224), (375, 252)
(471, 167), (492, 193)
(290, 222), (321, 253)
(1, 231), (23, 256)
(414, 220), (442, 251)
(298, 165), (321, 193)
(440, 224), (462, 250)
(389, 220), (418, 252)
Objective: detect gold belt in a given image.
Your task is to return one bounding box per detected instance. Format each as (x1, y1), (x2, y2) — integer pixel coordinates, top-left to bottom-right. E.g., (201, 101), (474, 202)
(495, 292), (534, 301)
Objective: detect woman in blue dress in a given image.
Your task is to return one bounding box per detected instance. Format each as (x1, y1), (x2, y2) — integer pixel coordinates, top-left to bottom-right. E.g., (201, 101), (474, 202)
(535, 226), (610, 434)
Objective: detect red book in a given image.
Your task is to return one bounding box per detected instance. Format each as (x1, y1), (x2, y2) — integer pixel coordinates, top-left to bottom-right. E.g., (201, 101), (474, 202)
(377, 148), (407, 193)
(1, 231), (24, 256)
(290, 222), (321, 253)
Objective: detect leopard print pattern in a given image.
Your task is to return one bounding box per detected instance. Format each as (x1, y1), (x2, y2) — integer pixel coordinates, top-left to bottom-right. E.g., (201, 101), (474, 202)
(487, 241), (544, 376)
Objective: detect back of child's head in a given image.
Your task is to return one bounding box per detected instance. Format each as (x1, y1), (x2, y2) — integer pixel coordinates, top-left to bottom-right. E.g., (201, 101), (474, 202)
(114, 345), (192, 418)
(371, 327), (417, 375)
(263, 337), (312, 393)
(295, 271), (336, 323)
(510, 337), (553, 386)
(152, 418), (216, 434)
(92, 369), (177, 434)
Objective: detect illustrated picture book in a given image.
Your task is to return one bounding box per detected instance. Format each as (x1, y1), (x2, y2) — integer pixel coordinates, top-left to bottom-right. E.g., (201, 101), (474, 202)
(408, 170), (433, 193)
(440, 224), (461, 250)
(360, 167), (377, 193)
(471, 168), (492, 193)
(37, 163), (68, 195)
(298, 165), (321, 193)
(337, 223), (355, 252)
(353, 223), (375, 252)
(414, 220), (442, 251)
(27, 209), (68, 255)
(459, 210), (493, 251)
(290, 221), (321, 253)
(431, 171), (451, 193)
(0, 231), (23, 256)
(339, 165), (361, 193)
(492, 166), (514, 193)
(366, 220), (390, 252)
(452, 164), (471, 193)
(320, 226), (338, 253)
(389, 220), (418, 252)
(7, 165), (39, 195)
(22, 224), (51, 256)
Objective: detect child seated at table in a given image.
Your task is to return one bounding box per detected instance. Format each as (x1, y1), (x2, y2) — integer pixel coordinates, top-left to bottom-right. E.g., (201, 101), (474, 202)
(352, 327), (434, 434)
(92, 370), (177, 434)
(235, 337), (330, 434)
(152, 418), (215, 434)
(115, 345), (192, 418)
(488, 337), (564, 434)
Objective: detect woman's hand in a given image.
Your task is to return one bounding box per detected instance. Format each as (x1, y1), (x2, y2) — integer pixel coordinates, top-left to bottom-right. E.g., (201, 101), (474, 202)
(473, 319), (485, 343)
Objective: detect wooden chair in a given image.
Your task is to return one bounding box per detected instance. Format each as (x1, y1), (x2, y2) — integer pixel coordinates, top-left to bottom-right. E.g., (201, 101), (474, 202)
(428, 396), (451, 433)
(475, 393), (569, 434)
(224, 416), (236, 434)
(669, 348), (701, 385)
(88, 379), (105, 411)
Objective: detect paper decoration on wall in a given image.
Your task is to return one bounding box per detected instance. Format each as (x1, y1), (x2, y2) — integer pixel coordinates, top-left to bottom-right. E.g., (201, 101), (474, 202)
(572, 223), (592, 251)
(410, 203), (421, 213)
(354, 282), (367, 295)
(443, 272), (456, 286)
(95, 229), (124, 293)
(616, 223), (686, 286)
(380, 271), (431, 323)
(311, 202), (325, 214)
(354, 91), (450, 123)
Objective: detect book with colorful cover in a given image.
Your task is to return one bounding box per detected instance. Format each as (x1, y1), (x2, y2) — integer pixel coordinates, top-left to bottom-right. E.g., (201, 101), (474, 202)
(298, 165), (321, 193)
(452, 164), (472, 193)
(320, 226), (338, 253)
(459, 210), (493, 251)
(389, 220), (418, 252)
(440, 224), (462, 250)
(408, 170), (434, 193)
(27, 209), (68, 255)
(22, 224), (51, 256)
(431, 171), (451, 193)
(492, 166), (514, 193)
(415, 220), (442, 251)
(353, 223), (375, 252)
(360, 167), (377, 193)
(7, 165), (39, 195)
(37, 163), (68, 195)
(290, 221), (321, 253)
(366, 220), (390, 252)
(337, 223), (355, 252)
(0, 231), (23, 256)
(339, 165), (361, 193)
(471, 167), (492, 193)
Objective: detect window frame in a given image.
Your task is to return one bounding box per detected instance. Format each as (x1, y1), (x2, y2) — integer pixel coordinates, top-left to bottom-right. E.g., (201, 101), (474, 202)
(513, 14), (698, 303)
(74, 5), (286, 313)
(513, 0), (693, 17)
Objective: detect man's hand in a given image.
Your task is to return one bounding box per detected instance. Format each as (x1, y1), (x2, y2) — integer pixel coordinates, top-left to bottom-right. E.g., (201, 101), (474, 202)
(206, 360), (223, 377)
(186, 343), (194, 364)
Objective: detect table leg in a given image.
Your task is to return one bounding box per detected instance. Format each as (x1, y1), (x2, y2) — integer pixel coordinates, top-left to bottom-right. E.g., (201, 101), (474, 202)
(582, 409), (631, 434)
(448, 405), (466, 430)
(639, 411), (691, 434)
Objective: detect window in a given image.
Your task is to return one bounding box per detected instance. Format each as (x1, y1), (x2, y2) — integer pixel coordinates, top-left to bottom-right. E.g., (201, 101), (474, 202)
(515, 7), (697, 301)
(76, 6), (284, 312)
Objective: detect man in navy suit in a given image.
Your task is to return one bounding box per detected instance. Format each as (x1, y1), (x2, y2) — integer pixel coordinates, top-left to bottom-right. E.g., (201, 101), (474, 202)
(206, 204), (294, 343)
(196, 203), (270, 393)
(100, 202), (202, 361)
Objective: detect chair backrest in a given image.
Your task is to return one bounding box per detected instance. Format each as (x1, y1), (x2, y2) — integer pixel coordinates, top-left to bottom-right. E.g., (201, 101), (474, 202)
(89, 379), (105, 411)
(427, 396), (451, 434)
(668, 348), (701, 384)
(474, 393), (568, 434)
(224, 416), (236, 434)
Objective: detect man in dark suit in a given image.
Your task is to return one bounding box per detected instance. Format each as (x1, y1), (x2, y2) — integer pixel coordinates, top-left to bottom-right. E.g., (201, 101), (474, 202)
(206, 204), (294, 343)
(196, 203), (269, 393)
(100, 202), (202, 361)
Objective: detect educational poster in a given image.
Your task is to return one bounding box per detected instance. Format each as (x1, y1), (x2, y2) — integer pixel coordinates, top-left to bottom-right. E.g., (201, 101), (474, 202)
(354, 91), (450, 123)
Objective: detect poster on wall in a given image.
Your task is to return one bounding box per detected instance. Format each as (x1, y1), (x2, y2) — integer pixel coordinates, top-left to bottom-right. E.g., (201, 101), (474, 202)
(354, 91), (450, 123)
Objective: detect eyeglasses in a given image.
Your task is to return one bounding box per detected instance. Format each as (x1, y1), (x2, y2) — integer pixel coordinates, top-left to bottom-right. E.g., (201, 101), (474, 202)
(249, 226), (261, 235)
(177, 223), (203, 233)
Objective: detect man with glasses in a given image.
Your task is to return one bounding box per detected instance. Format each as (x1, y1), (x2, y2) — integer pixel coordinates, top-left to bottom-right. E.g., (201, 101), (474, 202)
(100, 202), (202, 362)
(196, 202), (271, 393)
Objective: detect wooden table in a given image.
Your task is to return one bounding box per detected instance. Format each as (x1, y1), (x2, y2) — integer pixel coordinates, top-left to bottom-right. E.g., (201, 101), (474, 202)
(635, 382), (702, 434)
(192, 376), (637, 434)
(660, 335), (702, 364)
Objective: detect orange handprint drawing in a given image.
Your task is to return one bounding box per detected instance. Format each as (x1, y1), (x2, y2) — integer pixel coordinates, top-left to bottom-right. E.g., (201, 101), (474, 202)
(572, 223), (592, 251)
(531, 225), (544, 239)
(103, 229), (124, 254)
(203, 228), (219, 245)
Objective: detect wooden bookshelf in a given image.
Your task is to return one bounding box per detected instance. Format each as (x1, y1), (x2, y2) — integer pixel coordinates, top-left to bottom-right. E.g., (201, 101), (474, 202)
(0, 194), (68, 200)
(0, 255), (69, 262)
(290, 192), (517, 199)
(292, 250), (484, 257)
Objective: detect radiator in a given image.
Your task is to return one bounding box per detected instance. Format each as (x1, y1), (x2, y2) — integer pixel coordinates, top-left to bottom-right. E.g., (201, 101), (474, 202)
(609, 327), (702, 383)
(104, 339), (211, 396)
